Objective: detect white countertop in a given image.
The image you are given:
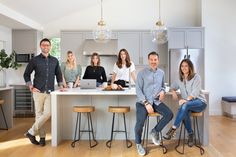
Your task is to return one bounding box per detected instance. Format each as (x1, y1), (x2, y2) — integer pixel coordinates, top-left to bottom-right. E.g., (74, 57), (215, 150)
(51, 87), (136, 95)
(51, 87), (209, 96)
(0, 86), (14, 91)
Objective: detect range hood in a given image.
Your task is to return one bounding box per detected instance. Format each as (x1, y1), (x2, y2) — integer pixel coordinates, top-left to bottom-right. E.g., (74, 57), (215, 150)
(83, 39), (118, 56)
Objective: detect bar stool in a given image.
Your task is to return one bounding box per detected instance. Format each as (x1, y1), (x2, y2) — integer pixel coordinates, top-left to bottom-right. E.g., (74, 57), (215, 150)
(71, 106), (98, 148)
(0, 99), (8, 130)
(142, 112), (167, 154)
(175, 111), (205, 155)
(106, 106), (132, 148)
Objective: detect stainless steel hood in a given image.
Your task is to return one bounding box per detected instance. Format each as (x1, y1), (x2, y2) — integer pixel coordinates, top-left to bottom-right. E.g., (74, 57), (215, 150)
(83, 39), (118, 56)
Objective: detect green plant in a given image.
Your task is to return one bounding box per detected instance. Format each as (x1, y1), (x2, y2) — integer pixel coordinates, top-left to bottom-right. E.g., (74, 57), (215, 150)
(0, 49), (21, 70)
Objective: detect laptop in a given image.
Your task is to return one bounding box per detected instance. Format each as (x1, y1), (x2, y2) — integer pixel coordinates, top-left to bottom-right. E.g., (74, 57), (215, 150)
(80, 79), (97, 89)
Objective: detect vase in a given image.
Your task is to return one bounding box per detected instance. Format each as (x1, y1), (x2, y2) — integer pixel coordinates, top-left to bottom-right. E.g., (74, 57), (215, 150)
(0, 69), (6, 88)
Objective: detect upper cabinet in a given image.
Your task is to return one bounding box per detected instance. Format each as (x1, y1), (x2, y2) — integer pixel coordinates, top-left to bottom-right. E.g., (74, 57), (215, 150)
(141, 32), (158, 65)
(12, 30), (43, 54)
(117, 31), (140, 65)
(60, 31), (84, 64)
(168, 27), (204, 49)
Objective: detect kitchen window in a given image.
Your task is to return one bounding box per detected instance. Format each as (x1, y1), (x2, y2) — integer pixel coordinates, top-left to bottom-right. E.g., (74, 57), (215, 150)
(50, 38), (61, 61)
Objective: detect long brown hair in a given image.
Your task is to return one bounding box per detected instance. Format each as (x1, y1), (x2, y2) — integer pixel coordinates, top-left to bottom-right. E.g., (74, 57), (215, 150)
(116, 49), (131, 68)
(179, 59), (195, 81)
(66, 51), (77, 69)
(90, 52), (100, 66)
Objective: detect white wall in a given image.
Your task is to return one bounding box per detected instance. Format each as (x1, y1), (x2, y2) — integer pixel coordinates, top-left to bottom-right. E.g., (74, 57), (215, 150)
(44, 0), (201, 37)
(202, 0), (236, 115)
(0, 25), (26, 85)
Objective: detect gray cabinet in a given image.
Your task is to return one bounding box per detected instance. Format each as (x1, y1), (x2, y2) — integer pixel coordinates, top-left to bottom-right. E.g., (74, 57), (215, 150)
(10, 85), (34, 117)
(168, 27), (204, 49)
(12, 30), (42, 53)
(117, 31), (140, 65)
(60, 31), (84, 64)
(141, 32), (158, 65)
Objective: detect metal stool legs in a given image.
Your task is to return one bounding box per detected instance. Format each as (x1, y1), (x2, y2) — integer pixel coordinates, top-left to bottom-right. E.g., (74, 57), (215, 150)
(175, 117), (205, 155)
(175, 122), (186, 154)
(0, 105), (8, 130)
(106, 113), (132, 148)
(193, 116), (205, 155)
(71, 112), (98, 148)
(142, 116), (167, 154)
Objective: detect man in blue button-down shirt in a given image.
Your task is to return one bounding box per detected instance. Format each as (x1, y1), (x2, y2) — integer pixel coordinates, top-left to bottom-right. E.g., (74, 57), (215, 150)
(135, 51), (173, 156)
(23, 38), (63, 146)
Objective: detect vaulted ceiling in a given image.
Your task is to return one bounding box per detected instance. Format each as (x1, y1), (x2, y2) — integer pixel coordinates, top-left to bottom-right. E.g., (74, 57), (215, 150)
(0, 0), (100, 29)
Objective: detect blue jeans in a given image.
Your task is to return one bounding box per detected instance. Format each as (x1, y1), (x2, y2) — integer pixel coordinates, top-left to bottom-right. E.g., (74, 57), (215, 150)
(173, 98), (207, 134)
(134, 102), (173, 144)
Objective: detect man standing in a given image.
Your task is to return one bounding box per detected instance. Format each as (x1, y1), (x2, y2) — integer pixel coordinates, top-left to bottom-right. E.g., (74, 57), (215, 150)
(24, 38), (63, 146)
(135, 51), (173, 156)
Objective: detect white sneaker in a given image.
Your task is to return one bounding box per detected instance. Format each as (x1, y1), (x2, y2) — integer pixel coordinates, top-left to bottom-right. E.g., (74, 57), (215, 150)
(151, 129), (161, 145)
(136, 144), (146, 156)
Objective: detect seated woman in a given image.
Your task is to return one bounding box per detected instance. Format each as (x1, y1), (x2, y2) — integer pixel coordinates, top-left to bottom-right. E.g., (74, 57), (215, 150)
(111, 48), (136, 87)
(83, 52), (107, 87)
(164, 59), (207, 147)
(61, 51), (82, 88)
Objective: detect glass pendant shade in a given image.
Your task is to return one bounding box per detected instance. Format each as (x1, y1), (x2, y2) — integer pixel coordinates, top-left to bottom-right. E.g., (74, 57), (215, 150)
(93, 0), (112, 43)
(151, 0), (168, 44)
(151, 20), (168, 44)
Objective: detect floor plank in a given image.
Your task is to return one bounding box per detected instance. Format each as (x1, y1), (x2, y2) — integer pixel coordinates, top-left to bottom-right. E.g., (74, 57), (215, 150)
(0, 116), (235, 157)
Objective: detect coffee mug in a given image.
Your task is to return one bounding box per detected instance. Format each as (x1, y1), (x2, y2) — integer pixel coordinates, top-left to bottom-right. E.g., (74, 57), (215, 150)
(103, 82), (108, 88)
(68, 82), (73, 89)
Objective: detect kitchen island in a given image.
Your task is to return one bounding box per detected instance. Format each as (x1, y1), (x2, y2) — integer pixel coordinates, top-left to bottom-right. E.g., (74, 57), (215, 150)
(0, 87), (14, 129)
(51, 88), (209, 147)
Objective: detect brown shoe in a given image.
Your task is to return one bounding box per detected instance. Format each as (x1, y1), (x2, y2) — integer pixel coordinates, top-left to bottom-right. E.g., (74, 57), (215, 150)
(24, 132), (39, 145)
(39, 138), (46, 146)
(164, 127), (176, 140)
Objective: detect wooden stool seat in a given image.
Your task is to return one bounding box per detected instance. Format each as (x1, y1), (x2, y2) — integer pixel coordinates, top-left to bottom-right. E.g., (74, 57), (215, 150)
(148, 112), (161, 117)
(73, 106), (95, 113)
(191, 112), (203, 117)
(108, 106), (130, 113)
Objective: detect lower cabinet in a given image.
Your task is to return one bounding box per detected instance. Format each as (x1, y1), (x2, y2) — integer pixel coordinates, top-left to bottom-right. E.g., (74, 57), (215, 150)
(10, 85), (34, 117)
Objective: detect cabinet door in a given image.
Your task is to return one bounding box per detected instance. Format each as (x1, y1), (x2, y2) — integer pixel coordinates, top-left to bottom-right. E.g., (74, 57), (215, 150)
(118, 32), (140, 65)
(168, 28), (204, 49)
(141, 32), (158, 65)
(186, 29), (204, 48)
(117, 32), (140, 65)
(61, 32), (84, 64)
(168, 29), (186, 49)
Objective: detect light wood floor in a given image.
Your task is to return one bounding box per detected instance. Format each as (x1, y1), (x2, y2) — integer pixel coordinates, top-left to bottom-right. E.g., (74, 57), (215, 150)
(0, 116), (235, 157)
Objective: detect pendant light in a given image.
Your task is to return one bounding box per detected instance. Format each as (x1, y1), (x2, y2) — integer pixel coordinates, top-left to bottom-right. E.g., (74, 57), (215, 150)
(151, 0), (168, 44)
(93, 0), (112, 43)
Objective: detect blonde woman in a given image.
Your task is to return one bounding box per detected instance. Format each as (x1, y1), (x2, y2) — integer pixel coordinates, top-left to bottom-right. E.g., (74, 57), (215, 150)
(61, 51), (82, 88)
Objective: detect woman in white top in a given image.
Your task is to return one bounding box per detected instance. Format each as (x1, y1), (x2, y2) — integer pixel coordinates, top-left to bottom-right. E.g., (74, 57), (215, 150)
(112, 48), (136, 87)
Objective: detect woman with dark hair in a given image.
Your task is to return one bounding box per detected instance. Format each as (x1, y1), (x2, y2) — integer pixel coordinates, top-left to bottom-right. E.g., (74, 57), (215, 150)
(164, 59), (207, 147)
(61, 51), (82, 88)
(111, 49), (136, 87)
(83, 52), (107, 87)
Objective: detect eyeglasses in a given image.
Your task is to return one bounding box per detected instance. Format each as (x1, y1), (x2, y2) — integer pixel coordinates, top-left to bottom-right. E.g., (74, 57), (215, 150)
(41, 44), (51, 47)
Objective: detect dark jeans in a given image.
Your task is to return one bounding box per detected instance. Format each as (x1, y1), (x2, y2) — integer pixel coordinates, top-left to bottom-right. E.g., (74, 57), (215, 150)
(173, 98), (207, 134)
(134, 102), (173, 144)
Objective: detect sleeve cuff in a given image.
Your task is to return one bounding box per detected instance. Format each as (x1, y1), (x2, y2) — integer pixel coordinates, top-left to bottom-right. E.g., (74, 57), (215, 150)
(26, 81), (32, 86)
